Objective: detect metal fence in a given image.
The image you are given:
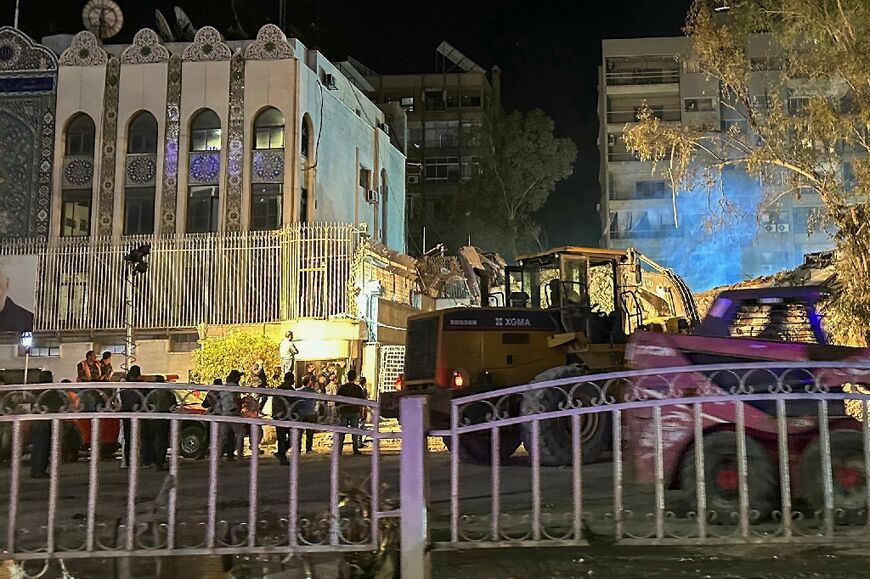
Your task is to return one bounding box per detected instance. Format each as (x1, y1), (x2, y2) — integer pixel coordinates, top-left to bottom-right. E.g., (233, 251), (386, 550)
(378, 346), (405, 396)
(425, 362), (870, 549)
(0, 382), (399, 576)
(0, 224), (366, 331)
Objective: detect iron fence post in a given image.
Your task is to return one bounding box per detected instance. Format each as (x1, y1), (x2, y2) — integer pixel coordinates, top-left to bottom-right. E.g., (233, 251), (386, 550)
(400, 394), (430, 579)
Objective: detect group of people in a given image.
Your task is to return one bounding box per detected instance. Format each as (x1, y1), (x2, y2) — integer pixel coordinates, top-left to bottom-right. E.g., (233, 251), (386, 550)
(270, 367), (368, 463)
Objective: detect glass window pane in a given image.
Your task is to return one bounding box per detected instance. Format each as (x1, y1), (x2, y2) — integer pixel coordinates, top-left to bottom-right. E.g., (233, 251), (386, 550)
(270, 127), (285, 149)
(206, 129), (222, 150)
(61, 190), (91, 237)
(255, 129), (270, 150)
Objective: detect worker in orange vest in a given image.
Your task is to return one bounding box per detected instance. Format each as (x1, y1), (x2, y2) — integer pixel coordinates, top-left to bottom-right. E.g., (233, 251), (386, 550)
(76, 350), (100, 382)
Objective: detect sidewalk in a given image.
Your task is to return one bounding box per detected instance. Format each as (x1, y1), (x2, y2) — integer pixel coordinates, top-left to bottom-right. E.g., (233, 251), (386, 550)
(431, 544), (869, 578)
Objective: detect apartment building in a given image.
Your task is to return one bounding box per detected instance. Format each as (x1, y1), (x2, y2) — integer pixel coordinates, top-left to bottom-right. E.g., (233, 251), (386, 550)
(598, 36), (836, 289)
(353, 42), (500, 255)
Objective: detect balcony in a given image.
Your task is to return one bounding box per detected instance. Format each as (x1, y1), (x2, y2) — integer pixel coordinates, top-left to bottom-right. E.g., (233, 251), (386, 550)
(606, 68), (680, 86)
(607, 106), (681, 124)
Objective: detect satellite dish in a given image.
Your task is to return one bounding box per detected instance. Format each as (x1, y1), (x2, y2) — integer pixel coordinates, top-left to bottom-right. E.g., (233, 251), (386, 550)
(174, 6), (198, 41)
(155, 9), (176, 42)
(81, 0), (124, 40)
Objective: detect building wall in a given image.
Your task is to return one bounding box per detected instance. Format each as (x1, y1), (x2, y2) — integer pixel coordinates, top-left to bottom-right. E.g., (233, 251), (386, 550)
(598, 35), (836, 289)
(42, 25), (406, 252)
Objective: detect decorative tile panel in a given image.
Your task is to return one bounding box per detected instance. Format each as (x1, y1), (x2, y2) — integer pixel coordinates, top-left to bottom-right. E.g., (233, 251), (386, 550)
(243, 24), (294, 61)
(0, 26), (57, 72)
(125, 154), (157, 187)
(62, 156), (94, 188)
(182, 27), (231, 62)
(0, 108), (37, 237)
(225, 53), (245, 230)
(96, 57), (120, 235)
(35, 109), (54, 237)
(188, 152), (221, 184)
(160, 54), (183, 235)
(59, 31), (108, 67)
(121, 29), (170, 64)
(251, 150), (285, 183)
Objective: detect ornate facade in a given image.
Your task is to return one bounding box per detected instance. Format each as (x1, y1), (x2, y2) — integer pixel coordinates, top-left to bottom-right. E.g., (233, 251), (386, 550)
(0, 26), (57, 240)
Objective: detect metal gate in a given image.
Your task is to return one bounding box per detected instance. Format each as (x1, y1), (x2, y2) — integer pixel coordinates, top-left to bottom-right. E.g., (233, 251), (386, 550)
(378, 345), (405, 396)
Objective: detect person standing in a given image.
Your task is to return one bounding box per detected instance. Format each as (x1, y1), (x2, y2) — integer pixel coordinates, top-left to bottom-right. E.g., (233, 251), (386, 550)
(30, 381), (65, 479)
(98, 351), (113, 381)
(272, 371), (295, 464)
(336, 369), (366, 456)
(279, 331), (299, 375)
(295, 374), (318, 454)
(119, 365), (145, 469)
(76, 350), (100, 383)
(141, 376), (174, 470)
(218, 370), (246, 461)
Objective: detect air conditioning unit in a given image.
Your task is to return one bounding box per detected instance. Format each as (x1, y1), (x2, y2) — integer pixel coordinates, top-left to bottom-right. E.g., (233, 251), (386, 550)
(763, 223), (777, 233)
(777, 223), (790, 233)
(366, 189), (379, 204)
(407, 174), (420, 185)
(323, 73), (338, 90)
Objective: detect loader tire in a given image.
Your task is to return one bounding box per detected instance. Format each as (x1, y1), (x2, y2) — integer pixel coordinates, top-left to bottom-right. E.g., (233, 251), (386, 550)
(442, 428), (521, 465)
(519, 366), (611, 466)
(679, 431), (777, 525)
(799, 429), (866, 525)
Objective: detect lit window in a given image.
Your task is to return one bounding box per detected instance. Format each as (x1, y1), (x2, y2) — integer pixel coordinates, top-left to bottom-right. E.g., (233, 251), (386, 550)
(61, 190), (91, 237)
(254, 108), (285, 150)
(190, 110), (222, 151)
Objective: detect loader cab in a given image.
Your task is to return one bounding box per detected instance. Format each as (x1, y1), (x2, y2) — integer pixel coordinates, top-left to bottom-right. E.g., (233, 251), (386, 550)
(505, 247), (626, 343)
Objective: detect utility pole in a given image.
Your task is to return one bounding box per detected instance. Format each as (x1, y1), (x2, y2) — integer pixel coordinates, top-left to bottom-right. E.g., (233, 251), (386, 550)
(279, 0), (287, 32)
(122, 244), (151, 374)
(13, 0), (20, 29)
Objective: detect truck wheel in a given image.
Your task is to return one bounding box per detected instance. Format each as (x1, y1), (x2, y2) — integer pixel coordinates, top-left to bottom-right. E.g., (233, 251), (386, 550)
(442, 428), (521, 465)
(679, 431), (777, 525)
(519, 366), (611, 466)
(179, 424), (208, 459)
(799, 430), (866, 525)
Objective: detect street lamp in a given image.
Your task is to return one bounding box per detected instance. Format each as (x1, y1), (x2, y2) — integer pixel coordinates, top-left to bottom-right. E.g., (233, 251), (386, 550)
(122, 243), (151, 374)
(20, 331), (33, 385)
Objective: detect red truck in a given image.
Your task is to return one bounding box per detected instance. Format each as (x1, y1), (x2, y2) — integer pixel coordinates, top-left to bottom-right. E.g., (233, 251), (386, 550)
(625, 286), (870, 522)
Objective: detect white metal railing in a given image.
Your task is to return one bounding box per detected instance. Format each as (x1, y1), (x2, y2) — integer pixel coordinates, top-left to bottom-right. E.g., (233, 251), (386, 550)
(421, 362), (870, 550)
(378, 346), (405, 396)
(0, 224), (383, 331)
(0, 381), (399, 575)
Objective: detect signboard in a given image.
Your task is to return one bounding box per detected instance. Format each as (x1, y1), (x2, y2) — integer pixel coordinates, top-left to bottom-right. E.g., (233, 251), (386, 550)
(0, 255), (37, 332)
(441, 309), (559, 332)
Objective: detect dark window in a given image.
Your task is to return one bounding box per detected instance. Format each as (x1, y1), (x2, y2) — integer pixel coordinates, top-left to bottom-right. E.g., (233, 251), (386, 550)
(359, 167), (372, 189)
(502, 333), (530, 345)
(684, 97), (715, 112)
(66, 114), (95, 156)
(169, 333), (200, 352)
(461, 94), (482, 107)
(127, 112), (158, 154)
(634, 181), (668, 199)
(124, 187), (155, 235)
(380, 170), (389, 242)
(61, 189), (91, 237)
(186, 185), (220, 232)
(424, 90), (445, 111)
(300, 187), (309, 223)
(251, 183), (283, 231)
(254, 107), (285, 150)
(190, 110), (221, 151)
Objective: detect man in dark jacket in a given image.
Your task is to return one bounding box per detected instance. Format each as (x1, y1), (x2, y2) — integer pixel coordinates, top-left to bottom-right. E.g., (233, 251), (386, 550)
(30, 373), (65, 479)
(335, 369), (366, 456)
(272, 371), (295, 465)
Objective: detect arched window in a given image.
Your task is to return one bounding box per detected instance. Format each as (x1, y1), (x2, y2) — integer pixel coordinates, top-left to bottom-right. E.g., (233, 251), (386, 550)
(127, 111), (158, 154)
(380, 169), (389, 243)
(61, 113), (96, 237)
(254, 107), (285, 150)
(190, 109), (221, 151)
(301, 114), (313, 158)
(65, 113), (95, 156)
(187, 109), (222, 232)
(124, 111), (159, 235)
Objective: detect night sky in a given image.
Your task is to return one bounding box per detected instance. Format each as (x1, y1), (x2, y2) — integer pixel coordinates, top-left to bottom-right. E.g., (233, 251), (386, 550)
(3, 0), (691, 248)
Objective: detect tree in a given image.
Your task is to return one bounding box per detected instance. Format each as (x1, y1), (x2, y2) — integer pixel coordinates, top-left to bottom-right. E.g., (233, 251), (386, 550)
(451, 109), (577, 259)
(623, 0), (870, 344)
(191, 329), (281, 386)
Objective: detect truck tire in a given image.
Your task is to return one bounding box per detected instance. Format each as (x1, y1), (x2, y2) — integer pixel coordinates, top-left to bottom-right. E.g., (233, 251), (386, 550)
(679, 431), (777, 525)
(799, 429), (865, 525)
(519, 365), (611, 466)
(442, 428), (521, 465)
